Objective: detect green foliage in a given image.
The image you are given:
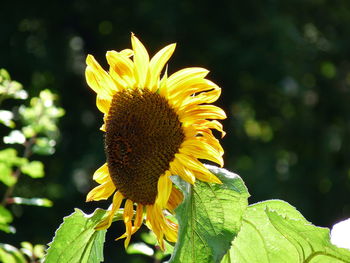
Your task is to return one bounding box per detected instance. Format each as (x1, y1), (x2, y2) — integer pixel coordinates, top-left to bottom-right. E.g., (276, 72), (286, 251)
(11, 197), (53, 207)
(0, 206), (14, 234)
(21, 160), (44, 178)
(0, 148), (26, 187)
(0, 69), (28, 102)
(45, 209), (109, 263)
(0, 69), (64, 262)
(169, 166), (249, 263)
(228, 200), (350, 263)
(0, 244), (26, 263)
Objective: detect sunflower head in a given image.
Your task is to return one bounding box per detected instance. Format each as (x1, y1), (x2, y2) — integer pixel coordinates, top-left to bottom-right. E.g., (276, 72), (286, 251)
(85, 34), (226, 249)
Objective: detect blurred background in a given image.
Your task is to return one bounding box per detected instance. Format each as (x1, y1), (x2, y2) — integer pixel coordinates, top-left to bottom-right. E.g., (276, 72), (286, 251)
(1, 0), (350, 262)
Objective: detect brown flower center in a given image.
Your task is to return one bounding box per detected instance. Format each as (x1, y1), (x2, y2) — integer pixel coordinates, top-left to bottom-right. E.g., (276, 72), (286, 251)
(105, 88), (184, 205)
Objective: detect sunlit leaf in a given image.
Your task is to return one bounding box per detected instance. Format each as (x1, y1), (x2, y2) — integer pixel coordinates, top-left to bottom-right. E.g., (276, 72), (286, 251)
(0, 163), (16, 187)
(0, 206), (15, 234)
(228, 200), (350, 263)
(0, 243), (26, 263)
(331, 218), (350, 250)
(126, 242), (154, 256)
(21, 160), (44, 178)
(3, 130), (26, 144)
(169, 165), (250, 263)
(12, 197), (53, 207)
(32, 137), (56, 155)
(0, 110), (15, 128)
(45, 208), (109, 263)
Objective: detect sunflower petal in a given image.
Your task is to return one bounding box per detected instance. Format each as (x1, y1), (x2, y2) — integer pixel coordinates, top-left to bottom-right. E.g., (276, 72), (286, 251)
(169, 158), (196, 184)
(95, 191), (124, 230)
(175, 153), (222, 184)
(131, 34), (149, 88)
(86, 55), (115, 98)
(166, 186), (183, 211)
(156, 171), (172, 207)
(179, 105), (227, 123)
(86, 178), (115, 201)
(92, 163), (109, 183)
(148, 43), (176, 91)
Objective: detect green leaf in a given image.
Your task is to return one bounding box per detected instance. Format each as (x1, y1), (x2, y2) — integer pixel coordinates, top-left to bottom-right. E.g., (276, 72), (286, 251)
(21, 161), (44, 178)
(169, 165), (250, 263)
(32, 137), (56, 155)
(0, 148), (27, 166)
(0, 162), (16, 187)
(3, 130), (26, 144)
(12, 197), (53, 207)
(228, 200), (350, 263)
(0, 206), (15, 234)
(0, 243), (26, 263)
(126, 242), (154, 256)
(0, 110), (15, 128)
(45, 208), (108, 263)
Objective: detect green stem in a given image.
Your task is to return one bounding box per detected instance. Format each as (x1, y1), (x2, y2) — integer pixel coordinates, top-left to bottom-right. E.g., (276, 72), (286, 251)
(1, 136), (36, 206)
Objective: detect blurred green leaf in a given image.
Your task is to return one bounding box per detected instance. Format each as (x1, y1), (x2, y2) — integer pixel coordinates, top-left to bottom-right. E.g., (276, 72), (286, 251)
(3, 130), (26, 145)
(0, 148), (27, 187)
(0, 162), (16, 187)
(0, 148), (26, 167)
(0, 69), (28, 101)
(0, 206), (15, 234)
(12, 197), (53, 207)
(169, 165), (250, 263)
(0, 110), (15, 128)
(0, 243), (26, 263)
(33, 244), (45, 259)
(228, 200), (350, 263)
(32, 137), (56, 155)
(21, 160), (44, 178)
(45, 208), (108, 263)
(18, 89), (64, 138)
(20, 241), (33, 259)
(126, 242), (154, 256)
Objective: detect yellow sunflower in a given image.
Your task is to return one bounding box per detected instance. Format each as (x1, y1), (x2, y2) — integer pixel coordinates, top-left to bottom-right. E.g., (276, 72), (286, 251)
(85, 34), (226, 249)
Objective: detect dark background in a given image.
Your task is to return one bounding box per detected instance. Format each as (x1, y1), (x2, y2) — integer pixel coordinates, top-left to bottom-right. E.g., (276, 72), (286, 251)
(1, 0), (350, 262)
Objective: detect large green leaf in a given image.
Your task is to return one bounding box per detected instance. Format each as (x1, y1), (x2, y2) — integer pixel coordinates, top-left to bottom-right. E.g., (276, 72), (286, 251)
(45, 208), (108, 263)
(228, 200), (350, 263)
(169, 165), (250, 263)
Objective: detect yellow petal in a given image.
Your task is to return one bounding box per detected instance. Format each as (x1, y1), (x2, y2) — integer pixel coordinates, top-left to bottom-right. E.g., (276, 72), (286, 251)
(169, 158), (196, 184)
(167, 67), (209, 92)
(96, 95), (111, 114)
(148, 43), (176, 91)
(180, 138), (224, 167)
(146, 205), (164, 249)
(175, 153), (222, 184)
(166, 186), (183, 211)
(85, 55), (115, 98)
(92, 163), (109, 183)
(179, 105), (227, 123)
(86, 178), (115, 202)
(131, 34), (149, 88)
(119, 48), (133, 57)
(123, 199), (134, 223)
(95, 191), (124, 230)
(122, 199), (134, 248)
(180, 86), (221, 110)
(106, 50), (134, 78)
(156, 171), (172, 207)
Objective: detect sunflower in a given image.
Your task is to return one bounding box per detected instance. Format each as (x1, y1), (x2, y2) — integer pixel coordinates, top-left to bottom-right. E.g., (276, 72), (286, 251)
(85, 34), (226, 249)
